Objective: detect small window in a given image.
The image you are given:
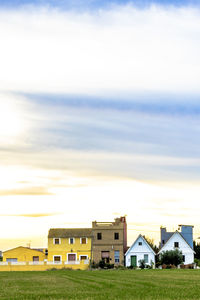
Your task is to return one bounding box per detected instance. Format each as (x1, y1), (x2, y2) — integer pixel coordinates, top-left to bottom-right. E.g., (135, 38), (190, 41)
(114, 251), (120, 263)
(144, 254), (148, 263)
(69, 238), (74, 244)
(182, 255), (185, 262)
(174, 242), (179, 248)
(54, 256), (61, 263)
(97, 233), (102, 240)
(33, 256), (39, 262)
(54, 238), (60, 245)
(80, 255), (88, 260)
(114, 232), (119, 240)
(162, 240), (165, 244)
(138, 242), (142, 246)
(81, 237), (87, 244)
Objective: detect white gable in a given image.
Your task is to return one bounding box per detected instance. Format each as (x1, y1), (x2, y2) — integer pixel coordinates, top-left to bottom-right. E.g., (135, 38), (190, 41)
(125, 235), (155, 267)
(126, 235), (155, 255)
(159, 232), (194, 254)
(158, 231), (194, 265)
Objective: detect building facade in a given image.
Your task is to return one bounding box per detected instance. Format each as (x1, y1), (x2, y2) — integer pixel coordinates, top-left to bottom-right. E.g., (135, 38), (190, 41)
(92, 216), (127, 265)
(125, 235), (155, 267)
(3, 246), (46, 263)
(48, 228), (92, 268)
(159, 230), (195, 265)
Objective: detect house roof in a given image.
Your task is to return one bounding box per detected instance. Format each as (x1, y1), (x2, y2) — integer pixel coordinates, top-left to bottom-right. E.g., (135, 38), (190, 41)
(3, 246), (45, 254)
(48, 228), (92, 238)
(125, 234), (156, 256)
(158, 230), (195, 254)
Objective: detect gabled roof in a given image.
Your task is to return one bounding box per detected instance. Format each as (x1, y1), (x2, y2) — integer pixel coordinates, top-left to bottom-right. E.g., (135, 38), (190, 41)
(3, 246), (45, 254)
(48, 228), (92, 238)
(125, 234), (156, 256)
(158, 231), (195, 254)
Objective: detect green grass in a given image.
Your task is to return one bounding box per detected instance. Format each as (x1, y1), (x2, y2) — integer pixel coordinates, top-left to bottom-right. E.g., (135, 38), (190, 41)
(0, 269), (200, 300)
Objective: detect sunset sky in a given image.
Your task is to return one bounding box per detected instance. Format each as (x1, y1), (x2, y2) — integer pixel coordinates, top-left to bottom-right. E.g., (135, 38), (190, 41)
(1, 0), (200, 250)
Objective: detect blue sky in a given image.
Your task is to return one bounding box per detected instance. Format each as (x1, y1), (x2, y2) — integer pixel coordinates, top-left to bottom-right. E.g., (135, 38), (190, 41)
(0, 0), (200, 9)
(0, 0), (200, 248)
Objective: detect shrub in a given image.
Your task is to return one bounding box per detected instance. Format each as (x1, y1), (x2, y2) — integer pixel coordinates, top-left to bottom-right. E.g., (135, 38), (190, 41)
(160, 249), (183, 267)
(139, 259), (146, 269)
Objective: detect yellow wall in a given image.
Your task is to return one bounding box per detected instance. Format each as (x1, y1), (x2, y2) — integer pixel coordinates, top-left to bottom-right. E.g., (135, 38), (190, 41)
(0, 261), (88, 271)
(3, 247), (46, 262)
(48, 237), (92, 262)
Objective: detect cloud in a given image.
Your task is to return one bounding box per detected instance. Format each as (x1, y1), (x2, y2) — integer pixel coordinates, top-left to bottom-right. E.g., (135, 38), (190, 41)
(0, 213), (61, 217)
(0, 186), (53, 196)
(0, 4), (200, 95)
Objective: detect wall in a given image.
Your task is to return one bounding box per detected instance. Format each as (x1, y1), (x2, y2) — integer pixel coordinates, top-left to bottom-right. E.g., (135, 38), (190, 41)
(48, 237), (92, 262)
(3, 247), (45, 262)
(0, 261), (89, 271)
(159, 232), (194, 265)
(125, 236), (155, 267)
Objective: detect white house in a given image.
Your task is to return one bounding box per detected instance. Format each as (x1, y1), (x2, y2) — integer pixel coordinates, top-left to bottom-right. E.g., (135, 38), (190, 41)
(158, 231), (195, 265)
(125, 235), (156, 267)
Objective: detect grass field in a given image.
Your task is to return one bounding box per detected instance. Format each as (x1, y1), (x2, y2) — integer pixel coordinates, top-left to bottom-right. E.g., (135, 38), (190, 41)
(0, 269), (200, 300)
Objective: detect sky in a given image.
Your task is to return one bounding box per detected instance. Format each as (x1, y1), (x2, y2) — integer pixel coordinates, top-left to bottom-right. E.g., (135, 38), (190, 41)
(0, 0), (200, 250)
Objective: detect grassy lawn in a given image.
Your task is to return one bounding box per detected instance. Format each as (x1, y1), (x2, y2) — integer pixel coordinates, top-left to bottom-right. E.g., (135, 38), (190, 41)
(0, 269), (200, 300)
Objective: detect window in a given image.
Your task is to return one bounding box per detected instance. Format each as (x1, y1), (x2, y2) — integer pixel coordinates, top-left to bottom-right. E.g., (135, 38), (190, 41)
(54, 238), (60, 245)
(162, 240), (165, 244)
(80, 255), (88, 260)
(144, 254), (148, 263)
(33, 256), (39, 262)
(114, 251), (120, 263)
(68, 254), (76, 261)
(138, 242), (142, 246)
(114, 232), (119, 240)
(182, 255), (185, 262)
(174, 242), (179, 248)
(53, 256), (61, 263)
(69, 238), (74, 244)
(6, 258), (17, 263)
(80, 237), (87, 244)
(101, 251), (110, 263)
(97, 232), (102, 240)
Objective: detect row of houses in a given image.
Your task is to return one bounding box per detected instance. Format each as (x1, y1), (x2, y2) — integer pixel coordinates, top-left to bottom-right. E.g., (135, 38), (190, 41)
(0, 216), (195, 270)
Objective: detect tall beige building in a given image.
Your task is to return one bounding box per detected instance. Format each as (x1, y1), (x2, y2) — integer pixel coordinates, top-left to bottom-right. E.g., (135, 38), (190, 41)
(92, 216), (127, 265)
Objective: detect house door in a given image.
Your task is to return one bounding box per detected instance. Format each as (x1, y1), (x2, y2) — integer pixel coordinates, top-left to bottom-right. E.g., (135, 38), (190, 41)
(131, 255), (137, 267)
(68, 254), (76, 262)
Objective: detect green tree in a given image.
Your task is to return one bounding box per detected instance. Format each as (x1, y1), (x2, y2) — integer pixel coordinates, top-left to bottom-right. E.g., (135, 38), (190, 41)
(160, 249), (183, 266)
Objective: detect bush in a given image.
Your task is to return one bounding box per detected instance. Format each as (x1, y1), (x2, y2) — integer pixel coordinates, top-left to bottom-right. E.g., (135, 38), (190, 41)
(139, 259), (146, 269)
(160, 249), (183, 267)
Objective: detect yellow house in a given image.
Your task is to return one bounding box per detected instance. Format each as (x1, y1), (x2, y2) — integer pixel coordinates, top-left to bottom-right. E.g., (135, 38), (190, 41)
(3, 246), (46, 263)
(48, 228), (92, 269)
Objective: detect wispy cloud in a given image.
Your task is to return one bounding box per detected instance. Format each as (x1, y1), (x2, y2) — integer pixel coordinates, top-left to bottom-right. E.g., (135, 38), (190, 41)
(0, 186), (53, 196)
(0, 4), (200, 95)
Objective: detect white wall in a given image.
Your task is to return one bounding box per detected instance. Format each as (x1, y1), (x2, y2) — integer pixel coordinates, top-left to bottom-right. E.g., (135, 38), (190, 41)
(159, 232), (194, 265)
(125, 236), (155, 267)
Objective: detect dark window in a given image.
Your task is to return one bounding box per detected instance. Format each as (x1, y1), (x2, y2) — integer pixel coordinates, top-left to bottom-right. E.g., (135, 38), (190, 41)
(69, 238), (74, 244)
(114, 232), (119, 240)
(138, 242), (142, 246)
(80, 256), (87, 260)
(33, 256), (39, 262)
(54, 256), (61, 262)
(162, 240), (165, 244)
(97, 232), (102, 240)
(182, 255), (185, 262)
(174, 242), (179, 248)
(54, 238), (60, 244)
(81, 237), (87, 244)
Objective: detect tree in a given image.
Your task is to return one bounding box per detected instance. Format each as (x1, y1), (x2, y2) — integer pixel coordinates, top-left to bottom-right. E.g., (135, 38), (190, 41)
(160, 249), (183, 266)
(194, 242), (200, 259)
(143, 236), (159, 254)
